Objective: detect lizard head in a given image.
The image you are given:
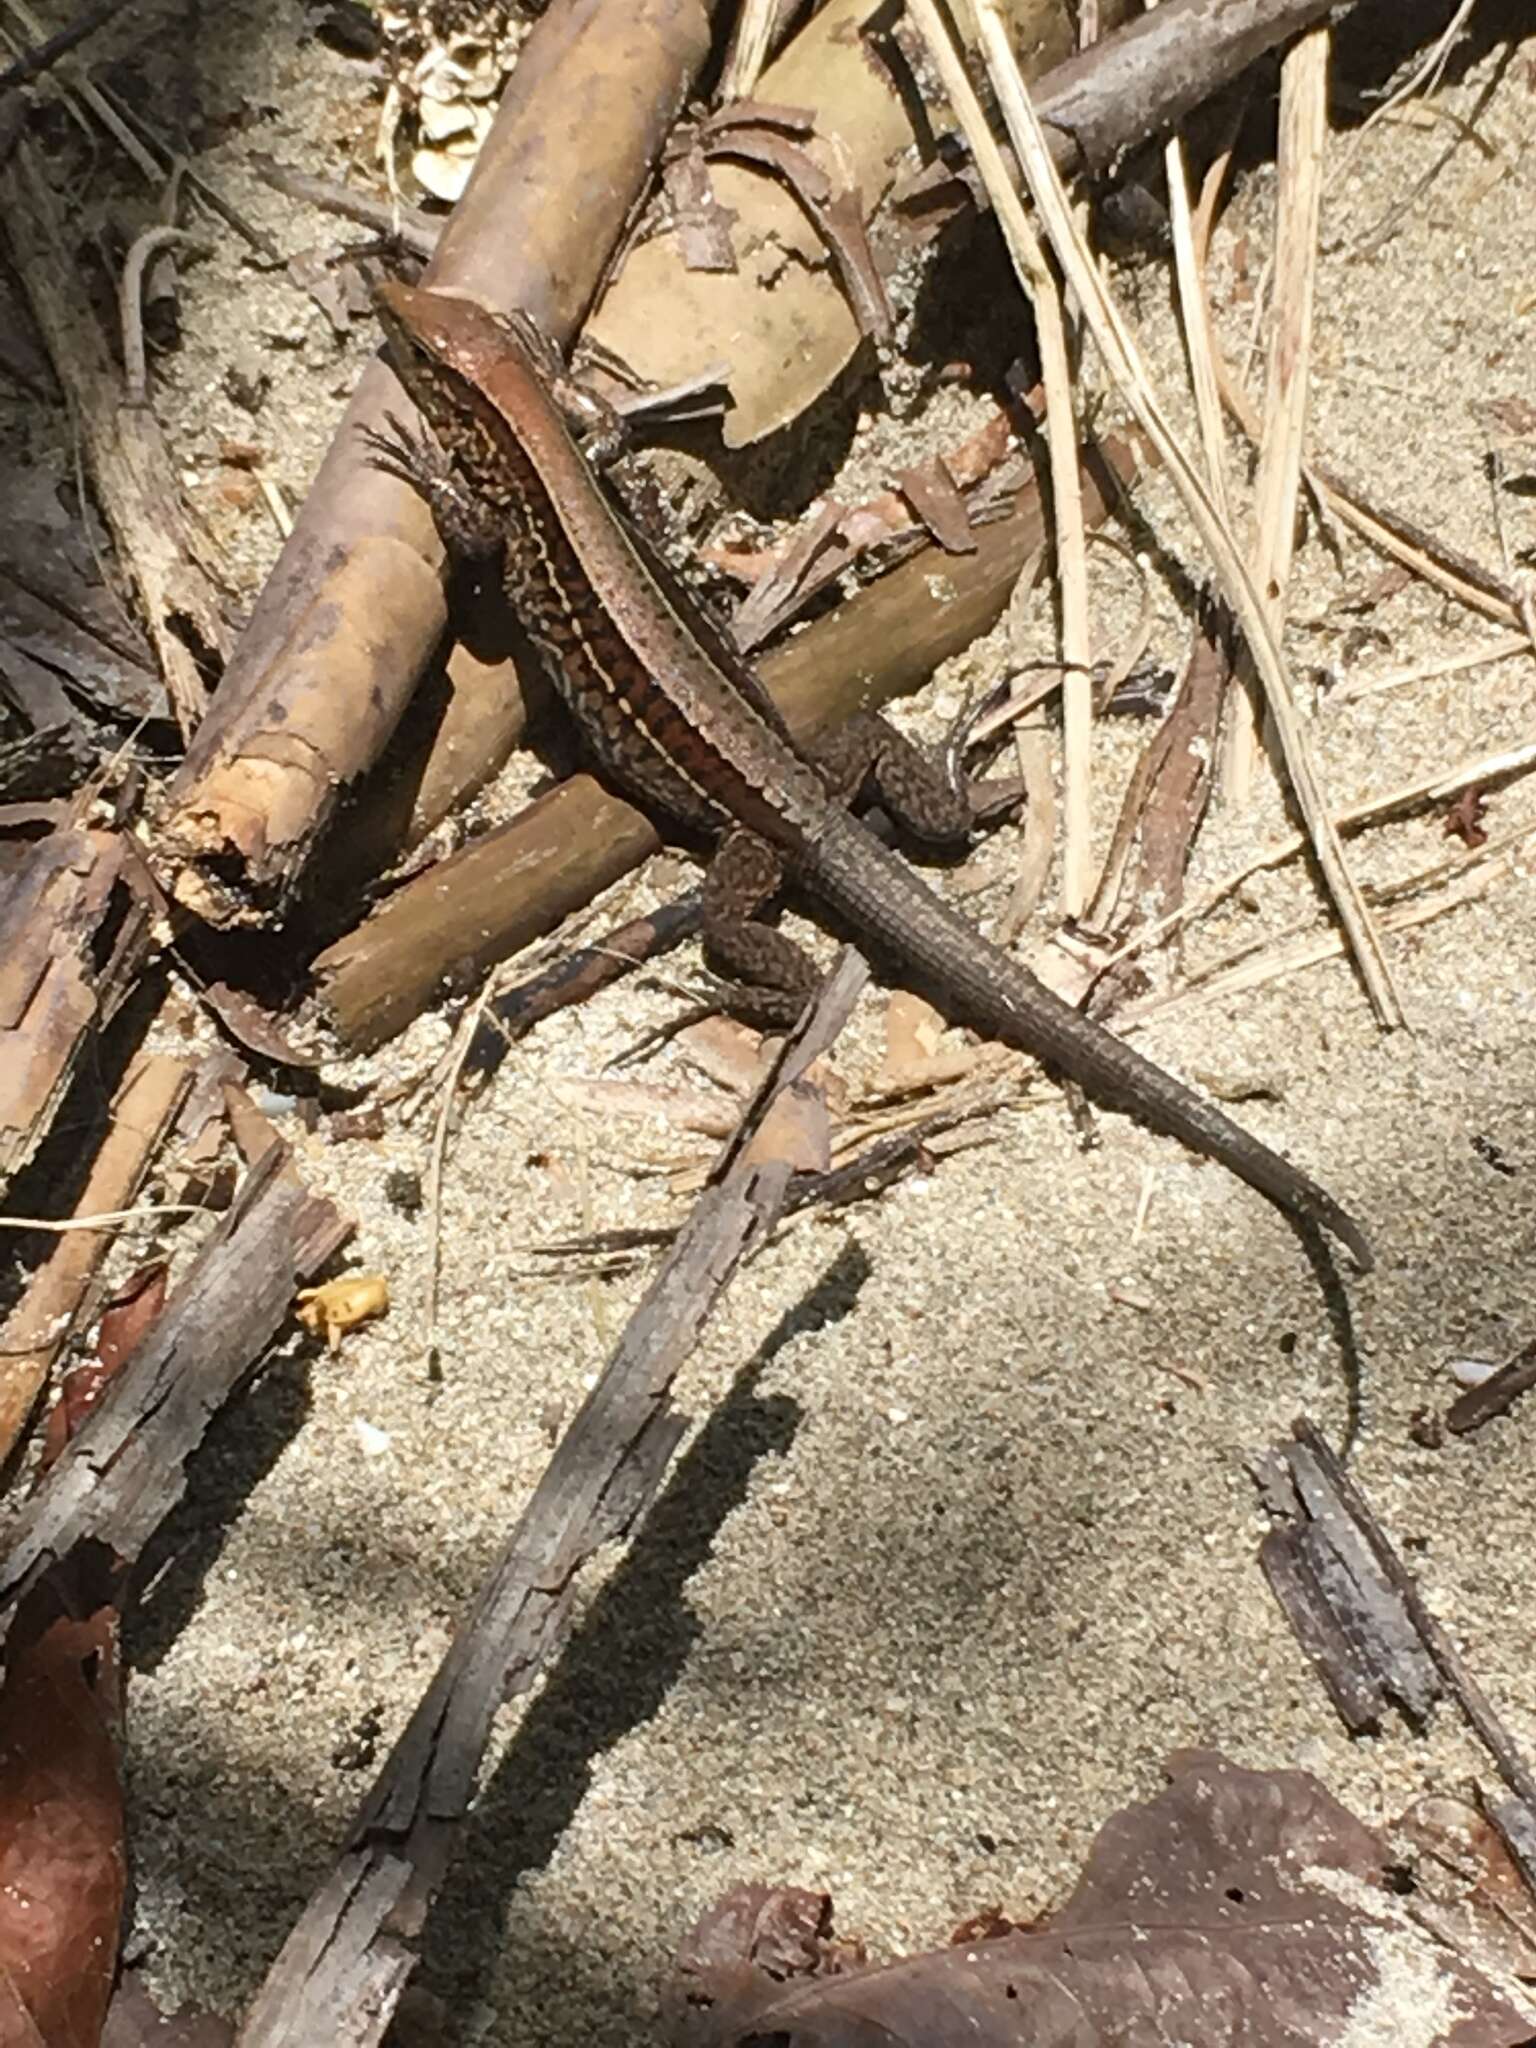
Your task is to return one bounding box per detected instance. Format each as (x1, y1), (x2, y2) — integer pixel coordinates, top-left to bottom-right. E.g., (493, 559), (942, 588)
(372, 281), (515, 457)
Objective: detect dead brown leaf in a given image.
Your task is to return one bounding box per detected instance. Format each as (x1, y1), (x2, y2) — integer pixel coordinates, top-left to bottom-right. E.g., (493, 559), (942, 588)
(671, 1751), (1536, 2046)
(0, 1589), (125, 2048)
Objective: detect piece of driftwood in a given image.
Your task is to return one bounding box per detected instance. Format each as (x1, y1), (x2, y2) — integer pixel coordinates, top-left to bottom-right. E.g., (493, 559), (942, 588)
(0, 1052), (191, 1473)
(235, 954), (866, 2045)
(1446, 1342), (1536, 1435)
(311, 433), (1138, 1048)
(0, 829), (159, 1189)
(1256, 1419), (1536, 1897)
(0, 1141), (352, 1653)
(152, 0), (730, 928)
(1254, 1424), (1441, 1733)
(0, 141), (227, 739)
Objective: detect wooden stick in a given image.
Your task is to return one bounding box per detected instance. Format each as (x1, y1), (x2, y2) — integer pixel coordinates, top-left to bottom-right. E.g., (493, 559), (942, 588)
(0, 1142), (352, 1649)
(0, 141), (225, 737)
(0, 831), (158, 1189)
(955, 29), (1093, 915)
(235, 956), (867, 2046)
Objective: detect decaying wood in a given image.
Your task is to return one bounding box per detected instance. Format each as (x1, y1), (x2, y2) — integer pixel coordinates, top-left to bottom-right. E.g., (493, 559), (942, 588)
(1088, 604), (1232, 936)
(235, 956), (867, 2047)
(0, 140), (228, 739)
(0, 723), (96, 803)
(152, 0), (729, 929)
(0, 830), (159, 1189)
(1257, 1419), (1536, 1896)
(1254, 1429), (1438, 1734)
(0, 514), (165, 729)
(0, 1141), (351, 1655)
(311, 435), (1137, 1049)
(0, 1052), (191, 1473)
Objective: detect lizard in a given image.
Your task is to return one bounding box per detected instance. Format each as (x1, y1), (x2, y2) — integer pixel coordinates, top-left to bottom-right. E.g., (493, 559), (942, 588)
(370, 279), (1373, 1272)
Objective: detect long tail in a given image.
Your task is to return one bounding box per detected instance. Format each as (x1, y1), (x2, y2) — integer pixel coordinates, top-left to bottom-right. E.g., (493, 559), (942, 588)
(804, 808), (1373, 1270)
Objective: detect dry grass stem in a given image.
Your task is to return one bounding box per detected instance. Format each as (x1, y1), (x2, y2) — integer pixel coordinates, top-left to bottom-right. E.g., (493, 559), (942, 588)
(1219, 356), (1528, 630)
(950, 0), (1403, 1028)
(1091, 732), (1536, 986)
(1222, 26), (1329, 804)
(999, 715), (1058, 942)
(911, 0), (1095, 914)
(1329, 633), (1533, 705)
(423, 988), (495, 1367)
(1123, 820), (1536, 1025)
(1161, 73), (1231, 526)
(719, 0), (788, 100)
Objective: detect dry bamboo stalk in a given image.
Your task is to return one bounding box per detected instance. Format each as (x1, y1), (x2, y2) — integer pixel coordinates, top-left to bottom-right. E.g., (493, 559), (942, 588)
(947, 0), (1402, 1027)
(1033, 262), (1093, 917)
(1158, 21), (1232, 526)
(1222, 25), (1328, 804)
(718, 0), (791, 98)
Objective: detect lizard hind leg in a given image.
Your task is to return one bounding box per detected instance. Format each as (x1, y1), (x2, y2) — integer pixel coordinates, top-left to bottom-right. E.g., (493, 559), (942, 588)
(701, 827), (825, 1029)
(812, 711), (976, 843)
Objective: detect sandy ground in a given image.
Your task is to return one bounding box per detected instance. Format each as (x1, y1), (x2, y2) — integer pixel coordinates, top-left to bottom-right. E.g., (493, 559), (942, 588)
(5, 3), (1536, 2041)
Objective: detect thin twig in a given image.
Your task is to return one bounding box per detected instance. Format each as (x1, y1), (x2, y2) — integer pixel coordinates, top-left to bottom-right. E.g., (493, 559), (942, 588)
(422, 988), (496, 1371)
(119, 224), (208, 405)
(3, 0), (158, 175)
(924, 13), (1095, 912)
(0, 0), (128, 91)
(1159, 27), (1232, 527)
(1120, 821), (1534, 1023)
(1328, 632), (1532, 705)
(1089, 734), (1536, 987)
(0, 1203), (209, 1232)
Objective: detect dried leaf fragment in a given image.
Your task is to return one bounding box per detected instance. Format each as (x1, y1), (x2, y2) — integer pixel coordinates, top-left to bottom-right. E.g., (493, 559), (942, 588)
(296, 1274), (390, 1353)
